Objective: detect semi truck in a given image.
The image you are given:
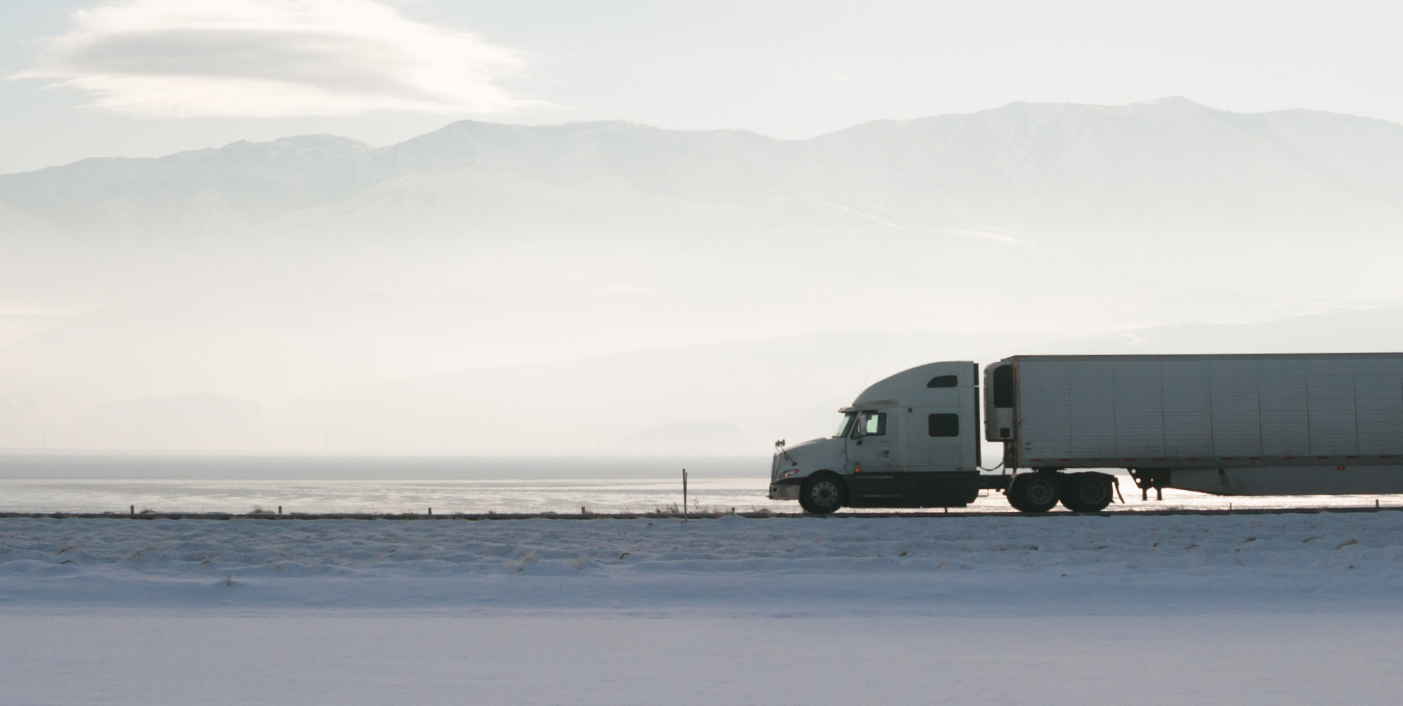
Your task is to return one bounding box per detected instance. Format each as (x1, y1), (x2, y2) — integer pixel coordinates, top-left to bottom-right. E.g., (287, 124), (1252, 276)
(768, 354), (1403, 514)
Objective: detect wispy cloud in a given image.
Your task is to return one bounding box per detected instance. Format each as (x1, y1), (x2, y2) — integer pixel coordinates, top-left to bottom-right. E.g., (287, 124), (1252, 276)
(18, 0), (533, 118)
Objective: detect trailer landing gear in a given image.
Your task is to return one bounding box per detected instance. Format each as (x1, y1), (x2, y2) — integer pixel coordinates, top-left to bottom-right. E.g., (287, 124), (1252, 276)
(1129, 468), (1169, 501)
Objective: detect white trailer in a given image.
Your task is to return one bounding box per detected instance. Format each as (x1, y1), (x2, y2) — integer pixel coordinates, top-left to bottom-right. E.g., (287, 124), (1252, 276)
(769, 353), (1403, 514)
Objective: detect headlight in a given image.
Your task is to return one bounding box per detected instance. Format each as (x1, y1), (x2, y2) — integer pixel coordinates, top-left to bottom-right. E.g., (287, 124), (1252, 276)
(778, 468), (801, 479)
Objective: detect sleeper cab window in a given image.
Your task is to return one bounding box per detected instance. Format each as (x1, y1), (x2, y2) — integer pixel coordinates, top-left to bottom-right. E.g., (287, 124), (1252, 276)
(854, 411), (887, 436)
(927, 375), (958, 388)
(928, 413), (959, 437)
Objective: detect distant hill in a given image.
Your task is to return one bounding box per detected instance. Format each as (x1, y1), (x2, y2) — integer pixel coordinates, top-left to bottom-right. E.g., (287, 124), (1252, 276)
(4, 97), (1403, 244)
(0, 135), (369, 241)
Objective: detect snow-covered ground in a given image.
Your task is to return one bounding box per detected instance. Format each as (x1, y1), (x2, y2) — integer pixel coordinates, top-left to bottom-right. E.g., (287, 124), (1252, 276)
(4, 513), (1403, 608)
(4, 513), (1403, 704)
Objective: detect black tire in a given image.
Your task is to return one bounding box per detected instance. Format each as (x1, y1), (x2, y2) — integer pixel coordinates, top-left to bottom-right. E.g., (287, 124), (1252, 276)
(799, 474), (847, 514)
(1060, 473), (1113, 512)
(1005, 483), (1028, 512)
(1008, 473), (1059, 513)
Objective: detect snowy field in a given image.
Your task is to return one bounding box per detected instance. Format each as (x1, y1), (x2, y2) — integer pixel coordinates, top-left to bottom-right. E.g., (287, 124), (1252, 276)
(4, 513), (1403, 704)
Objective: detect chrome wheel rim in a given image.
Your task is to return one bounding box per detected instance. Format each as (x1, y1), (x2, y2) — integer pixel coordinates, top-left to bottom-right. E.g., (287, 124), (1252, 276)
(810, 481), (840, 510)
(1026, 479), (1055, 506)
(1079, 481), (1108, 505)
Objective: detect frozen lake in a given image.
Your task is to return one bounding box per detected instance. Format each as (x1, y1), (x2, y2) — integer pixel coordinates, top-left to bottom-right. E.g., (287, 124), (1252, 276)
(1, 454), (1402, 514)
(4, 477), (1403, 515)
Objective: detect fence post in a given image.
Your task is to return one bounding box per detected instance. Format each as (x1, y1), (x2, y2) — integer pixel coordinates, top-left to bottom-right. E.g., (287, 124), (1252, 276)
(682, 469), (688, 521)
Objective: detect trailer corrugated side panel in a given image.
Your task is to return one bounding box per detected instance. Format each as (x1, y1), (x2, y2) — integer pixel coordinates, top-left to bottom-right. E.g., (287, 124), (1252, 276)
(1013, 354), (1403, 468)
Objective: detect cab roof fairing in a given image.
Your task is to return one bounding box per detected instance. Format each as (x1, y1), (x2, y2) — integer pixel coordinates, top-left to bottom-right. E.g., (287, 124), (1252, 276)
(850, 360), (976, 408)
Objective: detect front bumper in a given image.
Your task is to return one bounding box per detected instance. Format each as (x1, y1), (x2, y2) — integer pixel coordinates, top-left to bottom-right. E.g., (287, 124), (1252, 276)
(768, 482), (800, 500)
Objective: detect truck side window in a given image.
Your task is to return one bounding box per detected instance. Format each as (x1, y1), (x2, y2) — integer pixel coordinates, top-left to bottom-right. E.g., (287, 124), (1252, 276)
(927, 375), (957, 388)
(854, 412), (886, 437)
(992, 365), (1014, 408)
(928, 413), (959, 437)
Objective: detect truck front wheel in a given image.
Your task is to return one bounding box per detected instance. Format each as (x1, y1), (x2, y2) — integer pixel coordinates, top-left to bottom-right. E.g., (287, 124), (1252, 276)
(1060, 473), (1113, 512)
(1008, 473), (1059, 513)
(799, 474), (847, 515)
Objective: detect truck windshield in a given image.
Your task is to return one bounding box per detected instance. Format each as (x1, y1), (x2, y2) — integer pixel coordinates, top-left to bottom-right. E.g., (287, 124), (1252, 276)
(834, 412), (857, 438)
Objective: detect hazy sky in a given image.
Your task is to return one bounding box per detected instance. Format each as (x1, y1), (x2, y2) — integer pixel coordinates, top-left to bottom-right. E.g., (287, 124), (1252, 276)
(6, 0), (1403, 454)
(3, 0), (1403, 174)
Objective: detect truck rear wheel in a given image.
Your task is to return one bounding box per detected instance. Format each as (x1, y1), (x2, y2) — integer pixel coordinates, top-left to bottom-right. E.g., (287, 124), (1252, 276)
(799, 474), (846, 515)
(1008, 473), (1059, 513)
(1060, 473), (1113, 512)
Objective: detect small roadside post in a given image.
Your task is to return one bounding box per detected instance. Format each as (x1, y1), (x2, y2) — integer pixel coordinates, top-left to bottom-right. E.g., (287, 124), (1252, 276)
(682, 469), (688, 522)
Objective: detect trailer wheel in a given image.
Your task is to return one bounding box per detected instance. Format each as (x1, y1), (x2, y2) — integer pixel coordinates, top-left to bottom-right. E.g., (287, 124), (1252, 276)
(1005, 483), (1028, 512)
(1008, 474), (1059, 513)
(1060, 474), (1113, 513)
(799, 474), (846, 515)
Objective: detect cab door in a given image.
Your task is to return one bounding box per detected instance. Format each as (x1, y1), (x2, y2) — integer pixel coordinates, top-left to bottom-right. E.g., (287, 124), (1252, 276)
(846, 410), (906, 501)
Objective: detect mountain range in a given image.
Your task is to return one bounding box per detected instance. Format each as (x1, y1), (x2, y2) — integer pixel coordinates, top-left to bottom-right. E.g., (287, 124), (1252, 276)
(2, 97), (1401, 454)
(7, 96), (1403, 243)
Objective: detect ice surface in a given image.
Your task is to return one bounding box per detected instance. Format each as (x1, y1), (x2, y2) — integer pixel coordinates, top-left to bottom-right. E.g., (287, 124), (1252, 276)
(0, 476), (781, 515)
(3, 475), (1400, 515)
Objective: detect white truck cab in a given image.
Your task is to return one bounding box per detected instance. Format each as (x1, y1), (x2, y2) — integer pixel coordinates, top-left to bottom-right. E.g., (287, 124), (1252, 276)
(769, 361), (983, 513)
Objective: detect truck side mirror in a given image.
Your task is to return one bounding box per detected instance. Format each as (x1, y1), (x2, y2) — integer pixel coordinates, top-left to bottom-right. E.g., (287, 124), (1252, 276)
(853, 414), (867, 438)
